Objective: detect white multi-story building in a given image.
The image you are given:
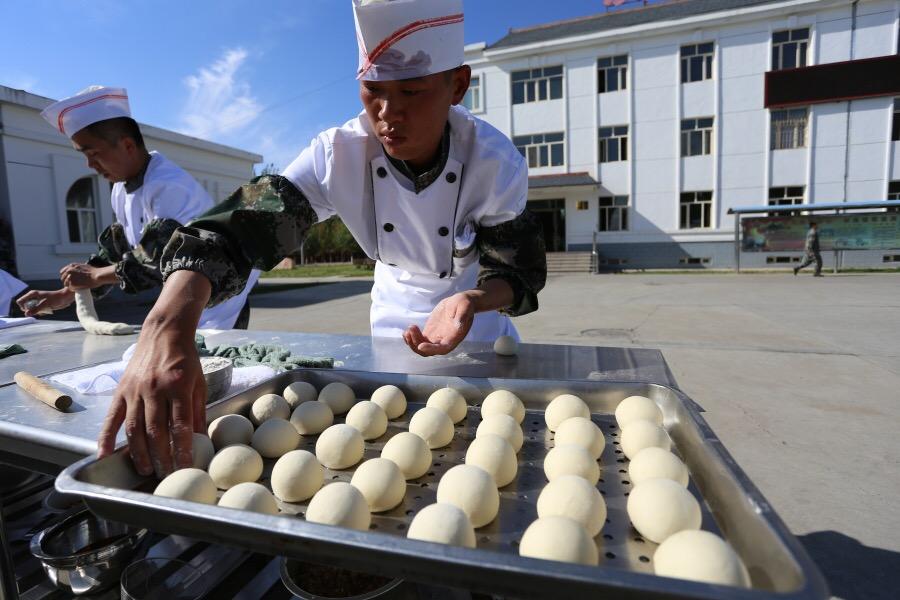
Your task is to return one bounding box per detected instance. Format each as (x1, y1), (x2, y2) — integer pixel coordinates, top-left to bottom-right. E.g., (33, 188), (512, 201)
(464, 0), (900, 268)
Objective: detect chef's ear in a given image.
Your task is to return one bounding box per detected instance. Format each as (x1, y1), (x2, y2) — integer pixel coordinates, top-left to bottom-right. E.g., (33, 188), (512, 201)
(449, 65), (472, 106)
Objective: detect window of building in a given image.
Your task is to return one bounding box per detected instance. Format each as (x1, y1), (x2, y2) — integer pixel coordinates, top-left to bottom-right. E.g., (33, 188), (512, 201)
(772, 28), (810, 71)
(65, 177), (98, 244)
(680, 191), (713, 229)
(598, 196), (629, 231)
(681, 118), (714, 157)
(767, 256), (802, 264)
(771, 108), (808, 149)
(599, 125), (629, 162)
(513, 132), (565, 168)
(512, 66), (563, 105)
(768, 186), (805, 216)
(883, 254), (900, 262)
(681, 42), (714, 83)
(889, 180), (900, 212)
(576, 200), (589, 211)
(892, 98), (899, 142)
(679, 257), (711, 265)
(463, 75), (482, 112)
(598, 55), (628, 93)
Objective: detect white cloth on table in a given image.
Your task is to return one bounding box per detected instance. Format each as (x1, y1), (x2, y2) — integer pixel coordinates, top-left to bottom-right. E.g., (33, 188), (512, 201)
(1, 268), (27, 317)
(0, 317), (36, 330)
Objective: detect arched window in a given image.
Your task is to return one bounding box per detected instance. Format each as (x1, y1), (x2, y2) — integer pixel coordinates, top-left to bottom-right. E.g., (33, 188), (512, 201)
(65, 177), (97, 243)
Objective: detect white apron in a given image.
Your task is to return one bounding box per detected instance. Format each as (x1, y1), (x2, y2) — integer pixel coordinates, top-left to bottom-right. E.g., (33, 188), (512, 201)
(0, 269), (27, 317)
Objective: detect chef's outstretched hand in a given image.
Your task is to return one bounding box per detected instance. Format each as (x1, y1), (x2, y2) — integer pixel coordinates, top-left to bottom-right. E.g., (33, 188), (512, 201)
(404, 293), (475, 356)
(17, 288), (75, 316)
(60, 263), (117, 290)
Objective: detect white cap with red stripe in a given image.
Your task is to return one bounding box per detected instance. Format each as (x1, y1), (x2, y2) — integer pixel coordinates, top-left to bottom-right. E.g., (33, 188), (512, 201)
(40, 86), (131, 138)
(354, 0), (464, 81)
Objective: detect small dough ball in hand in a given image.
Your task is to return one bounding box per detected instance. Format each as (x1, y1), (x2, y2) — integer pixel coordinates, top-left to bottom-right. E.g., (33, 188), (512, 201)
(520, 517), (598, 566)
(208, 445), (264, 490)
(543, 444), (600, 485)
(629, 447), (689, 487)
(370, 385), (407, 419)
(250, 394), (291, 426)
(350, 458), (406, 512)
(493, 335), (518, 356)
(154, 468), (217, 504)
(615, 395), (663, 428)
(408, 503), (476, 548)
(251, 418), (300, 458)
(318, 382), (357, 415)
(283, 381), (318, 409)
(189, 433), (215, 470)
(306, 482), (370, 531)
(481, 390), (525, 424)
(653, 530), (750, 588)
(620, 419), (671, 459)
(208, 414), (253, 450)
(290, 401), (333, 435)
(626, 478), (701, 543)
(409, 407), (454, 449)
(476, 414), (523, 452)
(545, 394), (590, 432)
(537, 475), (607, 538)
(554, 417), (605, 460)
(218, 482), (278, 515)
(436, 465), (499, 528)
(427, 388), (468, 424)
(381, 432), (431, 479)
(465, 434), (517, 487)
(271, 450), (323, 502)
(315, 424), (364, 469)
(345, 401), (388, 440)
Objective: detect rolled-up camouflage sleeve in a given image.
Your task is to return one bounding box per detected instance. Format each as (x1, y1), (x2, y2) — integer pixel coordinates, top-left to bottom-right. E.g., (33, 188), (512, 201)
(86, 220), (180, 298)
(160, 175), (319, 307)
(475, 209), (547, 317)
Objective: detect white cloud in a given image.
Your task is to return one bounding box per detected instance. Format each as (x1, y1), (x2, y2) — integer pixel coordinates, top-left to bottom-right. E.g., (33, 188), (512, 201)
(180, 48), (262, 140)
(2, 75), (39, 94)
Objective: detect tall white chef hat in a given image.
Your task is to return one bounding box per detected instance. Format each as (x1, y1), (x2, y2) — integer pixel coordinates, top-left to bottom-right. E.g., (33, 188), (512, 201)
(353, 0), (464, 81)
(40, 85), (131, 138)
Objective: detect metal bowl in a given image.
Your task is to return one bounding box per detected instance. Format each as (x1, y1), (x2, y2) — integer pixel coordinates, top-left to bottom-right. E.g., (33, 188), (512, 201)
(29, 509), (149, 595)
(279, 558), (404, 600)
(200, 357), (233, 403)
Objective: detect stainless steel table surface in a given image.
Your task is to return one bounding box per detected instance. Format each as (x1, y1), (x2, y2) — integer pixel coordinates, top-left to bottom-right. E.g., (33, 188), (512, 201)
(0, 323), (677, 470)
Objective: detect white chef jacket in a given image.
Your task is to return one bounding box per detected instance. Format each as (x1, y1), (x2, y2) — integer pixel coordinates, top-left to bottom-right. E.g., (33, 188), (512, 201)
(0, 269), (27, 317)
(110, 151), (258, 330)
(282, 106), (525, 342)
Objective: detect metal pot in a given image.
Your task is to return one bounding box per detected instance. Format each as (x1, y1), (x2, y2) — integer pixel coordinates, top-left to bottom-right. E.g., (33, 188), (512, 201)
(279, 558), (405, 600)
(201, 356), (233, 403)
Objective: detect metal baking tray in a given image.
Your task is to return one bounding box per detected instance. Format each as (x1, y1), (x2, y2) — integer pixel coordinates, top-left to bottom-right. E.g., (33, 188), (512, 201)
(56, 369), (827, 600)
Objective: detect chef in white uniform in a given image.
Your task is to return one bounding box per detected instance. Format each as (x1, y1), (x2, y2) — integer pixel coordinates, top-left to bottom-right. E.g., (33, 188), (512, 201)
(17, 86), (258, 330)
(0, 269), (27, 317)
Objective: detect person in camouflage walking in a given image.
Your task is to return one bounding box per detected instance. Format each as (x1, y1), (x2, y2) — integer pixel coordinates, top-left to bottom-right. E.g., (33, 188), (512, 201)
(794, 222), (823, 277)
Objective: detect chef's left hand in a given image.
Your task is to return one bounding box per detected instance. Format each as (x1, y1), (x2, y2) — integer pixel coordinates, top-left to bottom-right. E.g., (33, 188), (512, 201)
(60, 263), (117, 290)
(404, 293), (475, 356)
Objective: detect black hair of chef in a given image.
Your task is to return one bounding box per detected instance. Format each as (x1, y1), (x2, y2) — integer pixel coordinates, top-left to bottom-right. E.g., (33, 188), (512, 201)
(83, 117), (146, 150)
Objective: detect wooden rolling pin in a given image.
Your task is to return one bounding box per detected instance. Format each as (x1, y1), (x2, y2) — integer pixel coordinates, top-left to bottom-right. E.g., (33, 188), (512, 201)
(14, 372), (72, 411)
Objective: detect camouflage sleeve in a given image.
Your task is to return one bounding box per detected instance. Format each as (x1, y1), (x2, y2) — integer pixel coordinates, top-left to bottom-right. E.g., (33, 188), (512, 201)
(160, 175), (319, 307)
(475, 209), (547, 317)
(87, 220), (182, 297)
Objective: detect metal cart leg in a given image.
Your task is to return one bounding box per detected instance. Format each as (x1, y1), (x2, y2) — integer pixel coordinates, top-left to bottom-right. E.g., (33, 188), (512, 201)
(0, 499), (19, 600)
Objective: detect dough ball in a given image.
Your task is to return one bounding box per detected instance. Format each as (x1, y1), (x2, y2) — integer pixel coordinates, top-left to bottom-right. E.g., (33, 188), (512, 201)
(251, 418), (300, 459)
(629, 447), (689, 487)
(290, 401), (334, 435)
(208, 414), (254, 450)
(626, 478), (701, 543)
(620, 419), (671, 459)
(615, 395), (663, 428)
(481, 390), (525, 424)
(345, 401), (388, 440)
(271, 450), (323, 502)
(407, 503), (476, 548)
(536, 475), (607, 538)
(476, 414), (523, 453)
(350, 458), (406, 512)
(493, 335), (518, 356)
(208, 445), (264, 490)
(250, 394), (291, 426)
(545, 394), (590, 432)
(654, 530), (750, 588)
(305, 482), (371, 531)
(370, 385), (407, 419)
(426, 388), (468, 424)
(318, 382), (357, 415)
(381, 432), (432, 479)
(519, 517), (598, 566)
(283, 381), (318, 409)
(154, 468), (217, 504)
(315, 424), (364, 469)
(218, 482), (278, 515)
(554, 417), (605, 460)
(409, 407), (454, 449)
(543, 444), (600, 485)
(465, 434), (517, 487)
(189, 433), (215, 470)
(436, 465), (499, 528)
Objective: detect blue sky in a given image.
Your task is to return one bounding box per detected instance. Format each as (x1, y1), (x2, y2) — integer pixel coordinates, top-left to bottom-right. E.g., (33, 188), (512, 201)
(1, 0), (650, 171)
